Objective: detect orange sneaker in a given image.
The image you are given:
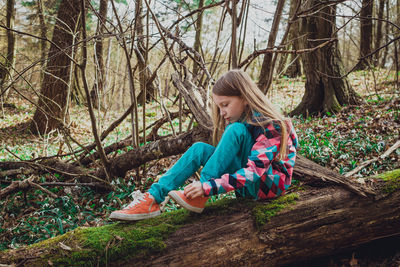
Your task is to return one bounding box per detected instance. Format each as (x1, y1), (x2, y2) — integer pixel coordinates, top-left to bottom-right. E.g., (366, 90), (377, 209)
(168, 190), (208, 213)
(109, 191), (160, 221)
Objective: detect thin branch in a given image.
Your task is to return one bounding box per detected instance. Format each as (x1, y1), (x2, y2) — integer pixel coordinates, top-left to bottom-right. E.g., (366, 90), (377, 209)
(238, 38), (337, 68)
(345, 140), (400, 178)
(78, 0), (112, 182)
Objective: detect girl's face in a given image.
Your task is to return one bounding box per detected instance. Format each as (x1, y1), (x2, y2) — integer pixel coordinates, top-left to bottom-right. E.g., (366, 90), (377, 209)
(212, 93), (247, 123)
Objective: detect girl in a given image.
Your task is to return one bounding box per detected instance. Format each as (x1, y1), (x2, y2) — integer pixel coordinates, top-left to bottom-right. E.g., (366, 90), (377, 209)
(109, 69), (298, 221)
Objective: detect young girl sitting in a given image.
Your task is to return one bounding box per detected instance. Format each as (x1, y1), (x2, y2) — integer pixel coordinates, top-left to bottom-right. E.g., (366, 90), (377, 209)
(109, 69), (298, 221)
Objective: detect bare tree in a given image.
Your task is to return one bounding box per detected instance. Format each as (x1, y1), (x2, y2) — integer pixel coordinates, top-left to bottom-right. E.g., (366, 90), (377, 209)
(258, 0), (286, 93)
(374, 0), (385, 66)
(281, 0), (302, 78)
(37, 0), (47, 75)
(30, 0), (82, 134)
(356, 0), (374, 70)
(0, 0), (16, 100)
(192, 0), (205, 76)
(380, 0), (389, 67)
(226, 0), (246, 69)
(290, 0), (362, 116)
(90, 0), (108, 109)
(136, 0), (157, 106)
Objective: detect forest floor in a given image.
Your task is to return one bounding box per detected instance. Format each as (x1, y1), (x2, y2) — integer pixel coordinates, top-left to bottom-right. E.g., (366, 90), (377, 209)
(0, 69), (399, 266)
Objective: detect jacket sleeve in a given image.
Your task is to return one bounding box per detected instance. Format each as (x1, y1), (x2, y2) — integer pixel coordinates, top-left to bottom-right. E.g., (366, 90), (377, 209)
(202, 137), (279, 196)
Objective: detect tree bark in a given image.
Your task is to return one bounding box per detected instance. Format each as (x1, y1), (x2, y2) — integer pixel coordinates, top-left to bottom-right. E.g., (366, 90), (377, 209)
(136, 0), (157, 106)
(283, 0), (302, 78)
(290, 1), (362, 117)
(30, 0), (82, 135)
(380, 0), (389, 68)
(37, 0), (47, 75)
(89, 0), (108, 109)
(0, 172), (398, 266)
(95, 125), (211, 179)
(226, 0), (246, 69)
(258, 0), (286, 93)
(230, 0), (238, 68)
(0, 0), (16, 99)
(374, 0), (385, 66)
(192, 0), (205, 76)
(356, 0), (374, 70)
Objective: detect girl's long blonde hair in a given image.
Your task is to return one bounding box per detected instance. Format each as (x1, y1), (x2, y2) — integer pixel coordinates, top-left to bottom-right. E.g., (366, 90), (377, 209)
(212, 69), (290, 161)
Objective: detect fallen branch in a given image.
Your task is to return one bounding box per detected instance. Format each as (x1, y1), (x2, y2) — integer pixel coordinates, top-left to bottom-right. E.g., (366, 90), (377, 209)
(26, 180), (58, 198)
(0, 168), (34, 179)
(77, 110), (190, 165)
(0, 176), (58, 199)
(295, 155), (375, 197)
(344, 139), (400, 177)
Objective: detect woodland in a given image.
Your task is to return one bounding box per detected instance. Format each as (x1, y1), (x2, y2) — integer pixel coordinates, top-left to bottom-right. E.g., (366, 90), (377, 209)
(0, 0), (399, 266)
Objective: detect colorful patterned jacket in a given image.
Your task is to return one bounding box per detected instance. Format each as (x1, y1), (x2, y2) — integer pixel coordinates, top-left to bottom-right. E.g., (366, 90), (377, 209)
(202, 115), (299, 199)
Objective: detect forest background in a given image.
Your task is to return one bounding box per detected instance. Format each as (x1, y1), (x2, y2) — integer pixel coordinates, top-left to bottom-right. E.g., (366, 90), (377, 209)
(0, 0), (399, 265)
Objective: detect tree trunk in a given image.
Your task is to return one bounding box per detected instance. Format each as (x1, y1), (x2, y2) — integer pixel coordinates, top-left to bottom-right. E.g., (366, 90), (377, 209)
(89, 0), (108, 109)
(258, 0), (286, 93)
(0, 171), (398, 266)
(290, 1), (362, 117)
(30, 0), (82, 134)
(284, 0), (302, 78)
(37, 0), (47, 75)
(380, 0), (389, 68)
(230, 0), (238, 69)
(0, 0), (16, 99)
(356, 0), (374, 70)
(136, 0), (157, 106)
(374, 0), (385, 66)
(192, 0), (205, 76)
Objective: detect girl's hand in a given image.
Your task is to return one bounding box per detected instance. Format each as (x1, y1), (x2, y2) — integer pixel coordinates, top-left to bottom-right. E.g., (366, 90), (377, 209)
(184, 181), (204, 199)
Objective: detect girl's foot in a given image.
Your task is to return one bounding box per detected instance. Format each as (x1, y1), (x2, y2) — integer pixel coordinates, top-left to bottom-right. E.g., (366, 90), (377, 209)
(168, 190), (208, 213)
(109, 191), (161, 221)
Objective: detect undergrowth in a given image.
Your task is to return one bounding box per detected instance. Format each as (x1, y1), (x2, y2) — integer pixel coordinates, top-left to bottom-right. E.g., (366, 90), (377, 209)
(1, 71), (399, 251)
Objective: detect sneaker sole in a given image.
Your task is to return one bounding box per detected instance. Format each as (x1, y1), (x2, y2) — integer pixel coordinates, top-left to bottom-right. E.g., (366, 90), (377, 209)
(109, 210), (161, 221)
(168, 191), (204, 213)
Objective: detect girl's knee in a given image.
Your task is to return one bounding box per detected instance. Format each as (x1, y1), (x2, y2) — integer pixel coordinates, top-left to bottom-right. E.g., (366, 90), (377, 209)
(189, 142), (215, 154)
(225, 122), (248, 137)
(188, 142), (215, 165)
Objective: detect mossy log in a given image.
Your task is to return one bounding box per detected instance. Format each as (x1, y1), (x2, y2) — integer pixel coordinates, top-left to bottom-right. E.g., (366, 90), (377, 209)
(1, 170), (399, 266)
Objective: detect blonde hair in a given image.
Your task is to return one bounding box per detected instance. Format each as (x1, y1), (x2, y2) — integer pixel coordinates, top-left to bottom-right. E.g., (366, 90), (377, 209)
(212, 69), (290, 161)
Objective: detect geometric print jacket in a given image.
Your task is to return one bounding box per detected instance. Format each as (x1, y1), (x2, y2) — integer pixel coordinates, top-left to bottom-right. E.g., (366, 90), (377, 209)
(202, 114), (299, 199)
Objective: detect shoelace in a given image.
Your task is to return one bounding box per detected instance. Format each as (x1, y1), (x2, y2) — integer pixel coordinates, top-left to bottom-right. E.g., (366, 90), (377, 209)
(123, 190), (146, 209)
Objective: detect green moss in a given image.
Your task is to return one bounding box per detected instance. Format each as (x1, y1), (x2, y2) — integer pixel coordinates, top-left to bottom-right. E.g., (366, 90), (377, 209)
(0, 194), (299, 266)
(376, 169), (400, 194)
(252, 193), (299, 229)
(203, 197), (248, 215)
(1, 208), (193, 266)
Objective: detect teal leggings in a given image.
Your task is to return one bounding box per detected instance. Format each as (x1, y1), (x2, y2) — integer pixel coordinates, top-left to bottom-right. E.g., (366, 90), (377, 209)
(148, 122), (255, 204)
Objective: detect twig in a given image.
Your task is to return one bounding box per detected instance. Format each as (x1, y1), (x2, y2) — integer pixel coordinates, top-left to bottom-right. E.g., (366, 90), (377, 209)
(27, 180), (58, 198)
(4, 146), (23, 161)
(0, 176), (58, 199)
(345, 140), (400, 177)
(39, 182), (99, 187)
(0, 168), (34, 179)
(110, 0), (140, 148)
(79, 0), (112, 182)
(238, 38), (337, 68)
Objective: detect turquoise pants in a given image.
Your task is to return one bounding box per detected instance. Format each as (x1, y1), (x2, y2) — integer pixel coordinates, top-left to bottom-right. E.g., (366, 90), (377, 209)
(148, 122), (255, 204)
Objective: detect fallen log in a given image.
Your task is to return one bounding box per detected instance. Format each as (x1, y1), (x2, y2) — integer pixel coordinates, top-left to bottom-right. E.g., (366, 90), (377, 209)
(94, 125), (211, 179)
(0, 169), (398, 266)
